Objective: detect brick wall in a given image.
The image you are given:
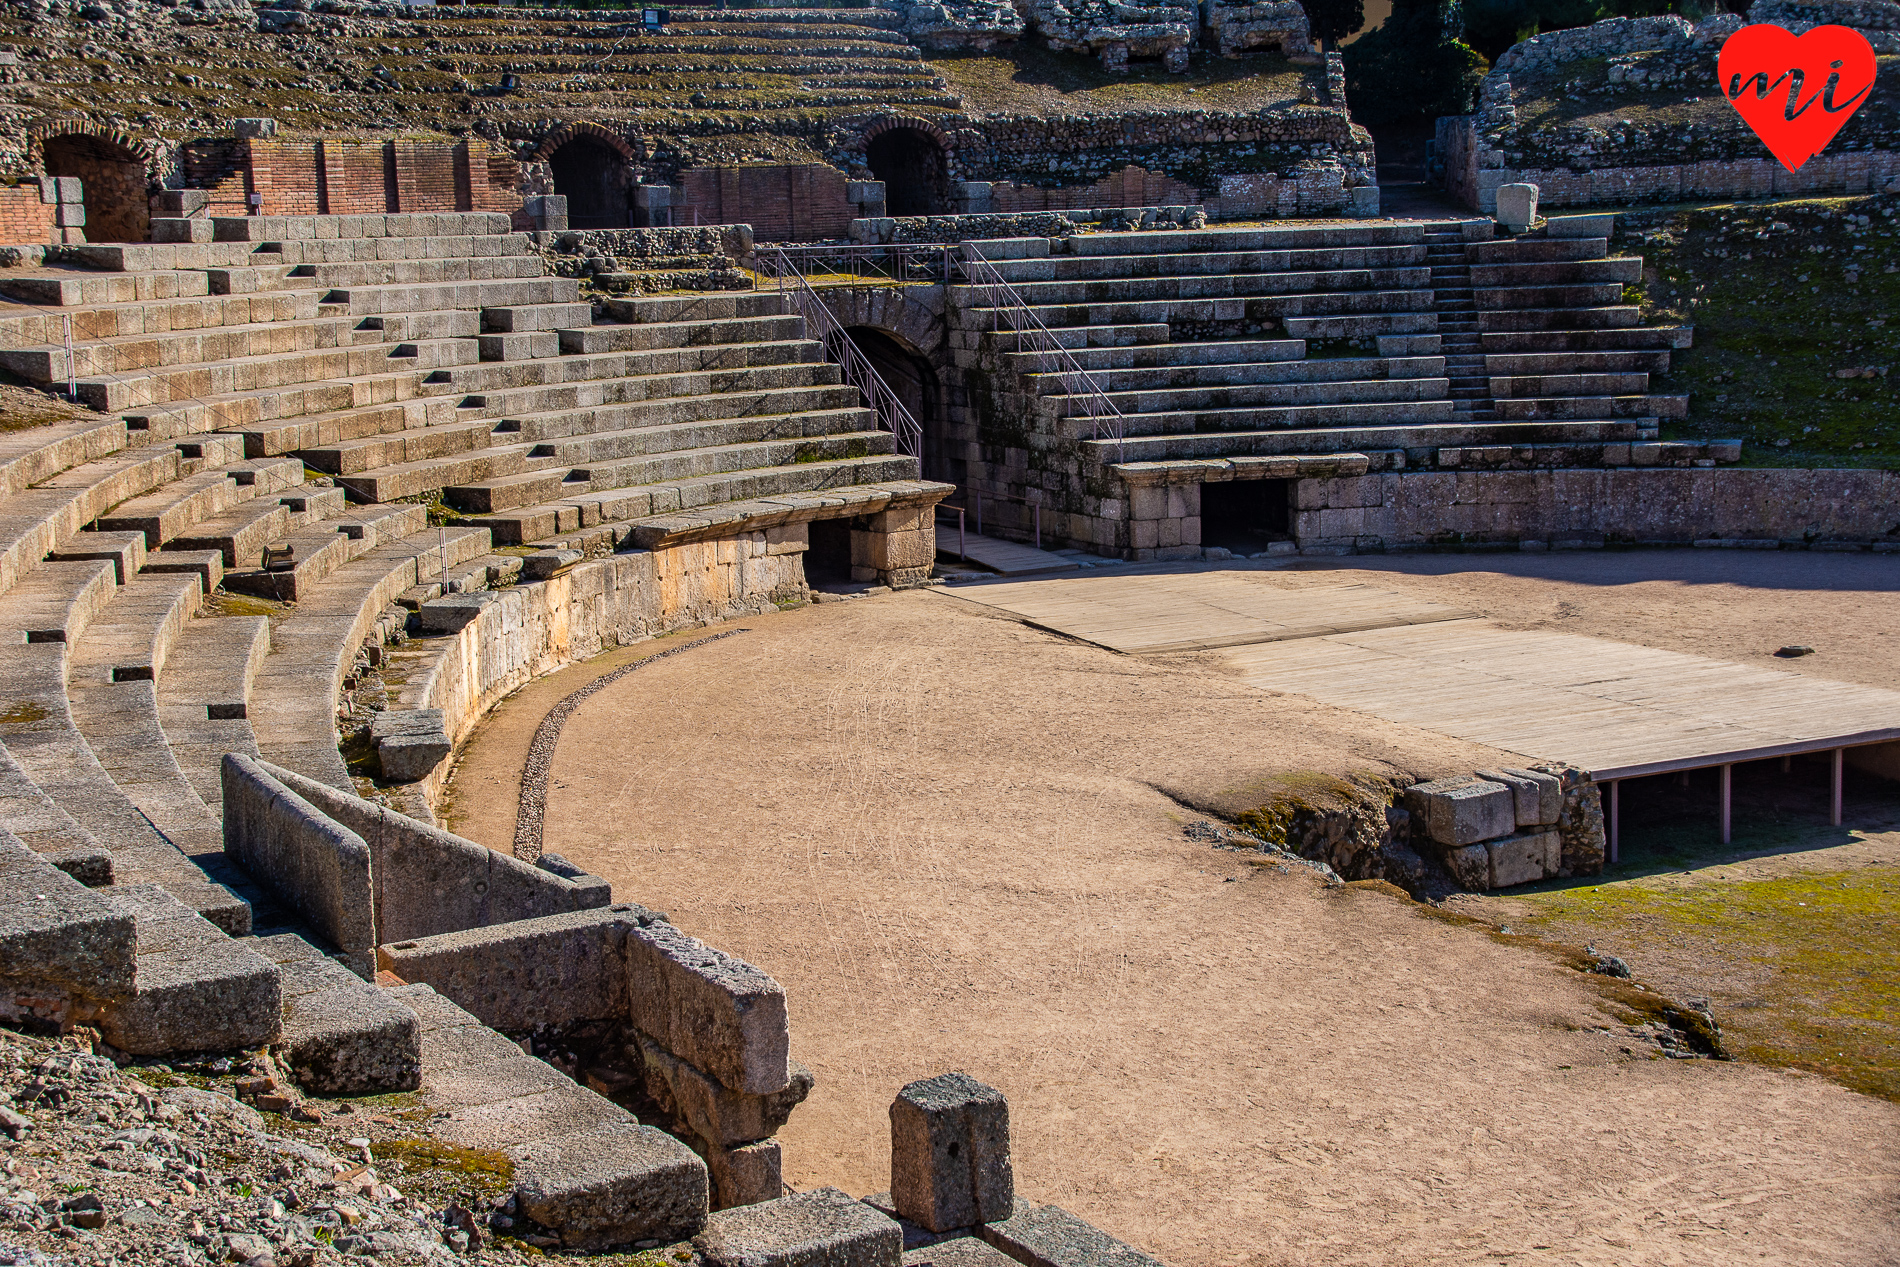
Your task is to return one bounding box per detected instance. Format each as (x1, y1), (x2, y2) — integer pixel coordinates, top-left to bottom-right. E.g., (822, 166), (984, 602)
(247, 140), (324, 216)
(675, 164), (854, 242)
(990, 165), (1202, 213)
(0, 186), (54, 243)
(172, 137), (523, 219)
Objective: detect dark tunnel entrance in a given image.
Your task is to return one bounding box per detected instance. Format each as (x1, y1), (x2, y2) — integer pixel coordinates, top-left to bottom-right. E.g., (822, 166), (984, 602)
(548, 137), (630, 230)
(865, 128), (948, 217)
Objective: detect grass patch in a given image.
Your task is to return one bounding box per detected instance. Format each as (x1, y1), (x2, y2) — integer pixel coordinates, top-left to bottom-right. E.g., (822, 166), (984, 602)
(1614, 194), (1900, 465)
(1507, 866), (1900, 1100)
(370, 1139), (515, 1207)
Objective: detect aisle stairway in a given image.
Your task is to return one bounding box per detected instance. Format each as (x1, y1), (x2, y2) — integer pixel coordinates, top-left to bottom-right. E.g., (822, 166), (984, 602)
(961, 218), (1703, 475)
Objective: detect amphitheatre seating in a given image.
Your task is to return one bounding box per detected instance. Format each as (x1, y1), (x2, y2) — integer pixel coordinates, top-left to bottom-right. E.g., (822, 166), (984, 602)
(964, 220), (1702, 474)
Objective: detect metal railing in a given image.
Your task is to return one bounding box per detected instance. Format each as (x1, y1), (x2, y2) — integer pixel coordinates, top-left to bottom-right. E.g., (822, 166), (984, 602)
(759, 245), (923, 460)
(954, 243), (1126, 464)
(766, 242), (959, 286)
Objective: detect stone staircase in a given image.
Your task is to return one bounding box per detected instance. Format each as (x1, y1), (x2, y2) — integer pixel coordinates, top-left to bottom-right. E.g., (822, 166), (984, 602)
(962, 219), (1704, 477)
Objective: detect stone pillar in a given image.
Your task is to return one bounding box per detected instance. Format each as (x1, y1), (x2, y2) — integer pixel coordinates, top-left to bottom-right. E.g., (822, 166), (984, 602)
(850, 505), (934, 588)
(890, 1072), (1013, 1234)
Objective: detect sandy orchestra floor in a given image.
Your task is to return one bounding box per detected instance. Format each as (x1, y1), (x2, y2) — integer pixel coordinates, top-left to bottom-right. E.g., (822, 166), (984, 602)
(444, 554), (1900, 1267)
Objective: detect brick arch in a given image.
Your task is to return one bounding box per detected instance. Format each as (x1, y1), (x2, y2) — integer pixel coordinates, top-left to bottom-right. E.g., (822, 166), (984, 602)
(25, 118), (162, 177)
(533, 122), (636, 163)
(856, 115), (956, 158)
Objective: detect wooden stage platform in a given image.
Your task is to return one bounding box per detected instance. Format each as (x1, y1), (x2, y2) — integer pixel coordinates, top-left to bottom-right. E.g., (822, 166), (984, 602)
(942, 568), (1900, 852)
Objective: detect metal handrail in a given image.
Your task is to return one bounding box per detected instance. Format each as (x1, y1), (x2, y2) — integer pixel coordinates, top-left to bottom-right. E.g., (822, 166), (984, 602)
(759, 246), (924, 461)
(766, 242), (957, 285)
(955, 243), (1126, 464)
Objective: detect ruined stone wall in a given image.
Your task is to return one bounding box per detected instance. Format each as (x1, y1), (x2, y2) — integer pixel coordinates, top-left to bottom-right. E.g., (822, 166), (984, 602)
(169, 135), (520, 219)
(1442, 6), (1900, 211)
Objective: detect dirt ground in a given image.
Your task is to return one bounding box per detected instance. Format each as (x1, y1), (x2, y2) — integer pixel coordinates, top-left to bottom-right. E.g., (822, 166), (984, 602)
(443, 563), (1900, 1267)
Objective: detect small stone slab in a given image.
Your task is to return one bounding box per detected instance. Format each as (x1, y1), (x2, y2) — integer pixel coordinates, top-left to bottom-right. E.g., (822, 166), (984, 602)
(1475, 767), (1561, 827)
(626, 919), (791, 1096)
(256, 934), (421, 1095)
(637, 1035), (812, 1147)
(976, 1205), (1165, 1267)
(520, 549), (582, 581)
(0, 827), (135, 1001)
(416, 591), (498, 634)
(696, 1186), (901, 1267)
(890, 1072), (1013, 1233)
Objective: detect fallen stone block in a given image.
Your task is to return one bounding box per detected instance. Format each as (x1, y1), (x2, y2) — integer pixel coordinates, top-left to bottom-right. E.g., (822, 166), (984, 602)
(520, 549), (582, 581)
(891, 1072), (1013, 1233)
(515, 1117), (709, 1249)
(370, 709), (452, 782)
(1486, 831), (1561, 889)
(1403, 777), (1515, 846)
(94, 884), (281, 1055)
(976, 1205), (1165, 1267)
(256, 934), (421, 1095)
(1476, 767), (1562, 827)
(626, 918), (792, 1095)
(416, 592), (497, 634)
(696, 1186), (901, 1267)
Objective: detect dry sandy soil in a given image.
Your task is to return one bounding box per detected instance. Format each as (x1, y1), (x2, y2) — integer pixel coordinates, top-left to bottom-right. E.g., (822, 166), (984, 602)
(443, 556), (1900, 1267)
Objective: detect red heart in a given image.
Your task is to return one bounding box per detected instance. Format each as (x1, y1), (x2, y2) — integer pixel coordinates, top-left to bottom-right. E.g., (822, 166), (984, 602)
(1718, 23), (1877, 173)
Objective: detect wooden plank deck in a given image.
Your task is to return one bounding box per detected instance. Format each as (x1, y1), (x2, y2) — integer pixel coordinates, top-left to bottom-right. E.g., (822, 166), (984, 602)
(940, 568), (1900, 778)
(940, 570), (1473, 654)
(935, 527), (1079, 577)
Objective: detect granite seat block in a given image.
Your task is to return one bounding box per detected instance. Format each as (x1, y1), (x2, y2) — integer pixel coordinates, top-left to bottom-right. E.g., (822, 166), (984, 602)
(515, 1118), (710, 1249)
(627, 919), (792, 1096)
(1402, 776), (1516, 846)
(94, 884), (281, 1055)
(0, 826), (135, 1006)
(255, 933), (421, 1095)
(695, 1186), (901, 1267)
(904, 1238), (1020, 1267)
(891, 1073), (1013, 1234)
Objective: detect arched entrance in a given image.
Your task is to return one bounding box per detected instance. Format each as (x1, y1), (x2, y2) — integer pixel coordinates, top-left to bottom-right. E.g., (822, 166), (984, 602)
(844, 325), (953, 484)
(42, 134), (148, 243)
(548, 137), (630, 230)
(865, 128), (948, 217)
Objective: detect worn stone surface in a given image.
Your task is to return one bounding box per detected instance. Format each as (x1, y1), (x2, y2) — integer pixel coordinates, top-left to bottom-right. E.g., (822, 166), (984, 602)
(255, 934), (421, 1095)
(0, 826), (135, 1013)
(976, 1205), (1165, 1267)
(221, 753), (374, 959)
(903, 1237), (1022, 1267)
(890, 1072), (1013, 1234)
(93, 885), (281, 1056)
(1403, 777), (1516, 846)
(1487, 830), (1563, 889)
(1441, 843), (1493, 891)
(1495, 183), (1539, 232)
(1475, 767), (1562, 827)
(514, 1117), (710, 1249)
(695, 1186), (902, 1267)
(702, 1136), (782, 1210)
(369, 709), (452, 782)
(637, 1034), (814, 1147)
(626, 919), (791, 1095)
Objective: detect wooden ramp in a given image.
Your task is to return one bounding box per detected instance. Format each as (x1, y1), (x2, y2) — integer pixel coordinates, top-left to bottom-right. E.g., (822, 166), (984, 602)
(940, 568), (1900, 783)
(1216, 622), (1900, 779)
(935, 527), (1079, 577)
(941, 569), (1473, 654)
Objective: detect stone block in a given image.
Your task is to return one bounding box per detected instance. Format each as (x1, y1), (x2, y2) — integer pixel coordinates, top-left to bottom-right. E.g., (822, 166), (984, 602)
(370, 708), (452, 782)
(233, 117), (278, 139)
(256, 934), (421, 1093)
(1402, 777), (1516, 846)
(515, 1117), (710, 1249)
(521, 548), (582, 581)
(1495, 183), (1538, 233)
(905, 1238), (1019, 1267)
(637, 1035), (813, 1147)
(0, 828), (135, 1004)
(891, 1072), (1013, 1234)
(45, 176), (80, 204)
(416, 591), (498, 633)
(1349, 186), (1380, 217)
(976, 1204), (1164, 1267)
(705, 1137), (782, 1209)
(150, 217), (213, 244)
(1441, 843), (1491, 890)
(626, 919), (791, 1095)
(696, 1186), (901, 1267)
(54, 203), (85, 228)
(151, 188), (210, 217)
(221, 754), (373, 959)
(1545, 213), (1615, 239)
(94, 885), (281, 1055)
(1476, 767), (1561, 826)
(1486, 831), (1561, 888)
